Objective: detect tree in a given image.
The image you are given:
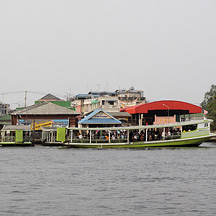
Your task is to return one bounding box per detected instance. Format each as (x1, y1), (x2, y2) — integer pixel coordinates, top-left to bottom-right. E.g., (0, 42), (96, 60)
(200, 84), (216, 110)
(200, 84), (216, 130)
(207, 95), (216, 129)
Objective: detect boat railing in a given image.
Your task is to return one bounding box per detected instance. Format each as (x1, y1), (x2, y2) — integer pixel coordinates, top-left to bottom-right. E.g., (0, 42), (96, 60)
(72, 136), (128, 143)
(23, 136), (31, 142)
(71, 135), (182, 143)
(69, 132), (182, 144)
(164, 135), (181, 140)
(1, 136), (15, 142)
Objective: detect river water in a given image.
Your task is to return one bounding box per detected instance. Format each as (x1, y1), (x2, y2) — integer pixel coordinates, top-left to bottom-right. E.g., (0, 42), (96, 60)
(1, 142), (216, 216)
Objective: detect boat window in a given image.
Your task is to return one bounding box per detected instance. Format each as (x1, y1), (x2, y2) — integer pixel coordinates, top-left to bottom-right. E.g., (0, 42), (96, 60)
(182, 124), (197, 132)
(108, 101), (114, 105)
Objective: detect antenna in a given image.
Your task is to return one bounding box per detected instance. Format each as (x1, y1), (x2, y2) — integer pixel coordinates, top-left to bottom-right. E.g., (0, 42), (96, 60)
(96, 84), (101, 92)
(106, 82), (109, 92)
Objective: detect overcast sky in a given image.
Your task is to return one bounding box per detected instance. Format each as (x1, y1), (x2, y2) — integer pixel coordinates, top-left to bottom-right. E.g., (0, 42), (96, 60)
(1, 0), (216, 108)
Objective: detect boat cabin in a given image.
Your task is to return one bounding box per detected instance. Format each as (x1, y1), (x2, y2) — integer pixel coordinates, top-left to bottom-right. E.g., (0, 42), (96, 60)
(0, 125), (32, 146)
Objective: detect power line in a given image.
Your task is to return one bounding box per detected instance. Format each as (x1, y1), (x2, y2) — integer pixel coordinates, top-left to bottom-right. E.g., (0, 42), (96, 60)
(0, 91), (25, 95)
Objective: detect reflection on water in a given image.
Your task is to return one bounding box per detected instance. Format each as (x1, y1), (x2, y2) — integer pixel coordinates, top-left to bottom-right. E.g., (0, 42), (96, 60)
(0, 142), (216, 216)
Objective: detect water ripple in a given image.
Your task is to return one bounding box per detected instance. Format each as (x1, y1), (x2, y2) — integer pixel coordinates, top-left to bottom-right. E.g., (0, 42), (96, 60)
(0, 143), (216, 215)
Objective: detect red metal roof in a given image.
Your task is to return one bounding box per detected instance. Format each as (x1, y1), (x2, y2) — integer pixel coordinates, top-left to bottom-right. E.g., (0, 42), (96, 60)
(121, 100), (202, 114)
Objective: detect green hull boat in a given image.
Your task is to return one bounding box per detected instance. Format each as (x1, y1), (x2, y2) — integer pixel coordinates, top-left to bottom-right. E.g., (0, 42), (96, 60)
(62, 119), (216, 148)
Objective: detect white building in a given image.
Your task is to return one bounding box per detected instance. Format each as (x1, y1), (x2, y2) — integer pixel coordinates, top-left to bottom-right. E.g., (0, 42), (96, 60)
(0, 102), (10, 116)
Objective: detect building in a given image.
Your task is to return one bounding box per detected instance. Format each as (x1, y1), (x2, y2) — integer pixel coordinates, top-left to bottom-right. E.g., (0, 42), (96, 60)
(37, 93), (63, 102)
(78, 109), (122, 128)
(72, 87), (146, 115)
(107, 111), (131, 126)
(11, 101), (80, 128)
(0, 102), (10, 116)
(0, 114), (12, 129)
(115, 87), (145, 108)
(36, 93), (75, 111)
(121, 100), (203, 126)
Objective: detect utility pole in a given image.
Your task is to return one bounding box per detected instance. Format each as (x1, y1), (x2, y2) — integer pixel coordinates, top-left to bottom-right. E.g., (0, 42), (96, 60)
(163, 104), (170, 124)
(32, 119), (35, 144)
(25, 91), (27, 107)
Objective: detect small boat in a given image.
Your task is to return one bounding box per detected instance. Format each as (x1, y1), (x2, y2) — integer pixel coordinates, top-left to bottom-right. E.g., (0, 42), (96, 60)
(60, 119), (216, 148)
(0, 125), (33, 147)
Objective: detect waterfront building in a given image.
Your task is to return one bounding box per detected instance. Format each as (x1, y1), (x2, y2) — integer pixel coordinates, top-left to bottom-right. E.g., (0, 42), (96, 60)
(78, 109), (122, 128)
(121, 100), (203, 126)
(11, 102), (80, 142)
(11, 101), (80, 127)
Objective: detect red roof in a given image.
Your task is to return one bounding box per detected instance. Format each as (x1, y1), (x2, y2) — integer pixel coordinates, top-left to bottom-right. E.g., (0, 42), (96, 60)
(121, 100), (202, 114)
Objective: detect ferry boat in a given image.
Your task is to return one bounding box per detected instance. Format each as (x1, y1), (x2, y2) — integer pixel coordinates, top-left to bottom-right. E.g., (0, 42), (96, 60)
(0, 125), (33, 147)
(59, 119), (215, 148)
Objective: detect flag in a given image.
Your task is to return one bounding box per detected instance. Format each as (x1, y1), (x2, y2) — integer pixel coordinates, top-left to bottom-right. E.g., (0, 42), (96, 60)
(204, 110), (208, 115)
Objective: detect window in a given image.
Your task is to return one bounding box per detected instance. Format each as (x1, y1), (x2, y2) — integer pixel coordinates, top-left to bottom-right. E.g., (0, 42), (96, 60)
(182, 124), (197, 132)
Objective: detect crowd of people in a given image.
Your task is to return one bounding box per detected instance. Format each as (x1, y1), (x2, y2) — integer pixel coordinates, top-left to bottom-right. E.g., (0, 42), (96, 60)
(75, 127), (182, 142)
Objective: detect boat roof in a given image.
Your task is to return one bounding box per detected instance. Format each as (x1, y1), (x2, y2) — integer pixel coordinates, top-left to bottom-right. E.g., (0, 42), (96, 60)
(68, 119), (212, 131)
(2, 125), (31, 131)
(41, 127), (57, 131)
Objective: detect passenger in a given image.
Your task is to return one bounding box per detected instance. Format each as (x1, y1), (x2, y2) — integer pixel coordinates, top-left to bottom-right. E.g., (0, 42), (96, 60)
(148, 134), (152, 141)
(140, 133), (144, 141)
(134, 134), (137, 141)
(162, 131), (165, 140)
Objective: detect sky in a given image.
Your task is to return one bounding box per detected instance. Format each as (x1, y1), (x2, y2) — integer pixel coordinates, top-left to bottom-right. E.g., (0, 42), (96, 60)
(1, 0), (216, 109)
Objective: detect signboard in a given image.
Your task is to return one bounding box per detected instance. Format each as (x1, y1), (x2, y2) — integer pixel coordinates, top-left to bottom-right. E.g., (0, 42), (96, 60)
(31, 121), (53, 130)
(93, 111), (110, 119)
(52, 119), (69, 127)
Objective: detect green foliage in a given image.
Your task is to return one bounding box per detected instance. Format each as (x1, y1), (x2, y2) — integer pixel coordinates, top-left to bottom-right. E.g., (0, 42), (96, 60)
(200, 84), (216, 110)
(201, 84), (216, 130)
(207, 95), (216, 129)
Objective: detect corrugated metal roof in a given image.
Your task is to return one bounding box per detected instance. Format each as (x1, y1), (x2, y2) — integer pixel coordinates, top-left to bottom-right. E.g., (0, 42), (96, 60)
(80, 118), (122, 124)
(38, 93), (62, 101)
(121, 100), (202, 114)
(11, 102), (80, 115)
(0, 114), (11, 121)
(75, 94), (100, 99)
(108, 112), (131, 117)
